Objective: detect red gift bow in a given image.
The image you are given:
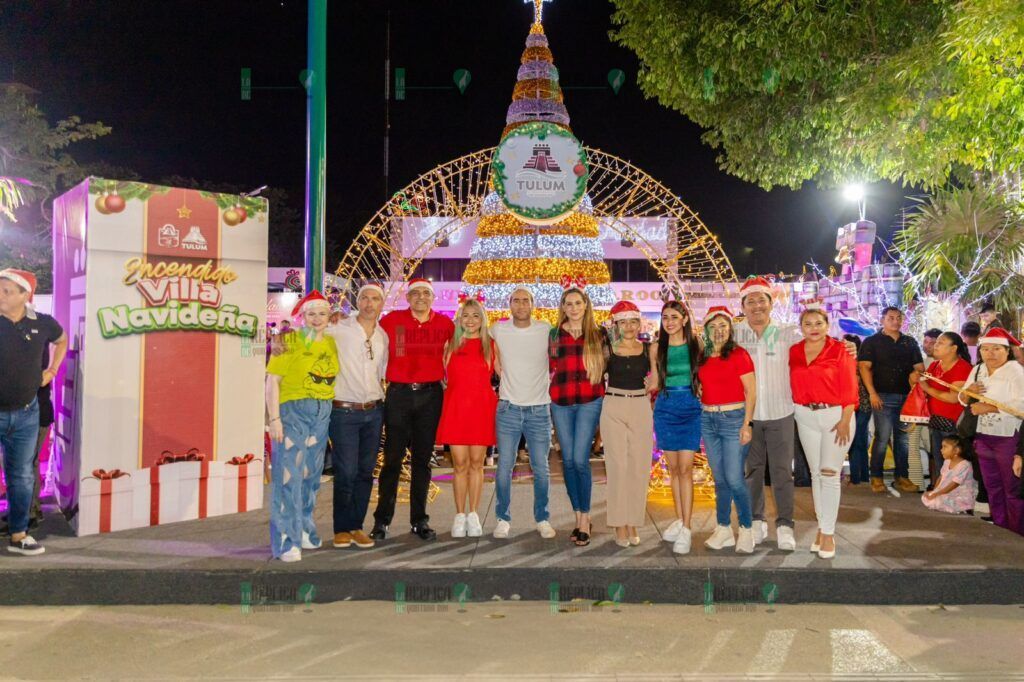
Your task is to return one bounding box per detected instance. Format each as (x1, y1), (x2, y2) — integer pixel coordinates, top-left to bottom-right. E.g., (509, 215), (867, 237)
(86, 469), (131, 481)
(150, 448), (210, 525)
(226, 453), (262, 513)
(559, 275), (588, 290)
(82, 469), (131, 534)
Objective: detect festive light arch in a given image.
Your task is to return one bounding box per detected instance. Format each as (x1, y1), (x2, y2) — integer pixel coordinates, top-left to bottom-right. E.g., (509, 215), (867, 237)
(335, 146), (737, 299)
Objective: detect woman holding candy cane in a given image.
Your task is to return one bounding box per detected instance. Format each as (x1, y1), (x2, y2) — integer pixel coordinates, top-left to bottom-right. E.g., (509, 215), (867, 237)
(265, 291), (339, 562)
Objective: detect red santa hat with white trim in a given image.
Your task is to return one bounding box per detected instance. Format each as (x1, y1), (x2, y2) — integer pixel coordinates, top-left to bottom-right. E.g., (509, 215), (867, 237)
(291, 290), (331, 317)
(610, 300), (641, 322)
(978, 327), (1021, 347)
(0, 268), (37, 301)
(356, 282), (385, 298)
(740, 276), (773, 302)
(407, 277), (434, 293)
(703, 305), (734, 324)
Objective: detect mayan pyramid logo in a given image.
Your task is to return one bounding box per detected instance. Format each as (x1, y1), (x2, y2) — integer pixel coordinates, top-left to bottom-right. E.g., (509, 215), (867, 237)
(181, 226), (209, 252)
(523, 144), (563, 174)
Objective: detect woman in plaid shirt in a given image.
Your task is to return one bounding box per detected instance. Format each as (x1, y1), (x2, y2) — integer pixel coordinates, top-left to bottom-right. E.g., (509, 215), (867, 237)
(549, 287), (608, 546)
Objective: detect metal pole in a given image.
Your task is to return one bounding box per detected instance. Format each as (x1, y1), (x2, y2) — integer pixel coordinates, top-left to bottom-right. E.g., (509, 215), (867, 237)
(303, 0), (327, 294)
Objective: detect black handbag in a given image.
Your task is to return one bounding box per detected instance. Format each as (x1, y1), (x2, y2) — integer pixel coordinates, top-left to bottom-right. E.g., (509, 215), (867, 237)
(956, 365), (986, 439)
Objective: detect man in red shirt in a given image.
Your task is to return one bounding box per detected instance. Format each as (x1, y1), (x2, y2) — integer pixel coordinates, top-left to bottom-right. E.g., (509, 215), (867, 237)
(370, 278), (454, 541)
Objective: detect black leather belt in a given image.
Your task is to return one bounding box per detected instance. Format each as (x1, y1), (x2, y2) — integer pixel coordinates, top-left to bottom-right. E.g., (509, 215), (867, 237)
(391, 381), (441, 391)
(805, 403), (839, 411)
(333, 400), (383, 410)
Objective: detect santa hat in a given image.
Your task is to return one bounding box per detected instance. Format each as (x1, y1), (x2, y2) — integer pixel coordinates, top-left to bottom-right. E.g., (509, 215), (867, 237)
(407, 277), (434, 293)
(610, 300), (641, 322)
(703, 305), (734, 325)
(740, 276), (773, 302)
(291, 290), (331, 317)
(356, 282), (385, 298)
(978, 327), (1021, 348)
(0, 268), (36, 301)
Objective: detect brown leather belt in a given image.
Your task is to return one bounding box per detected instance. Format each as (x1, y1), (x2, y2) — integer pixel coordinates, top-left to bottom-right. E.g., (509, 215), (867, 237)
(332, 400), (383, 411)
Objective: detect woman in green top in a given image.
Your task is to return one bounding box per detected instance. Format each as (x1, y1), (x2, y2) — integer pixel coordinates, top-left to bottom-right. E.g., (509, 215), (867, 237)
(649, 300), (704, 555)
(266, 291), (339, 562)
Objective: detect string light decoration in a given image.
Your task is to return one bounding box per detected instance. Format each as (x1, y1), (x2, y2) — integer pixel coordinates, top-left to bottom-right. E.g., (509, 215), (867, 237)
(648, 448), (716, 501)
(371, 451), (442, 505)
(333, 2), (736, 317)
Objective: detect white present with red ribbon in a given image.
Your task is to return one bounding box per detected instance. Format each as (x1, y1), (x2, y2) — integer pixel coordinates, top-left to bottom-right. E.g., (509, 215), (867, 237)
(79, 469), (134, 535)
(222, 453), (264, 513)
(132, 450), (224, 526)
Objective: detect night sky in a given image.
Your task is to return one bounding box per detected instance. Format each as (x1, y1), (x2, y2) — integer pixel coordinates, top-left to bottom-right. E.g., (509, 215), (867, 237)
(1, 0), (916, 275)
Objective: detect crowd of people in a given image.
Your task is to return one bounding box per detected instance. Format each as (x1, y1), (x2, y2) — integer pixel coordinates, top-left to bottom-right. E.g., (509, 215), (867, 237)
(263, 275), (1024, 563)
(2, 264), (1023, 561)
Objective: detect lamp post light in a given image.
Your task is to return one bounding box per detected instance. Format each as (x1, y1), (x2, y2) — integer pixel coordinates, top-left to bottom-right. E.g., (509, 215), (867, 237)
(842, 183), (866, 221)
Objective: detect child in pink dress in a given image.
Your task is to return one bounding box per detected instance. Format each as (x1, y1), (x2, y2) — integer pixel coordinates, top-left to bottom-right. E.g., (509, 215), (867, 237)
(922, 435), (977, 515)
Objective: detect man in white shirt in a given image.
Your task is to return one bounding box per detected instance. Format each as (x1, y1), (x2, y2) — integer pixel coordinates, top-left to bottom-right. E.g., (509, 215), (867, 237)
(733, 277), (798, 551)
(325, 283), (388, 550)
(490, 287), (556, 539)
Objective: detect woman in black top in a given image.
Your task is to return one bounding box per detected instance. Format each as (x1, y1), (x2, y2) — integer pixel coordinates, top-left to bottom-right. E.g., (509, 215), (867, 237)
(600, 301), (655, 547)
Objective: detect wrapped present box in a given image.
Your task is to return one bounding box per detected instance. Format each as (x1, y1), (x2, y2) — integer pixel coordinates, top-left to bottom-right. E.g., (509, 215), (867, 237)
(132, 454), (224, 527)
(222, 454), (264, 514)
(79, 469), (134, 535)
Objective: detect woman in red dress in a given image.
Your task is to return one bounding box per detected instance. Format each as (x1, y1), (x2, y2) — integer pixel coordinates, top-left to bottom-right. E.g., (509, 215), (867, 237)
(436, 298), (500, 538)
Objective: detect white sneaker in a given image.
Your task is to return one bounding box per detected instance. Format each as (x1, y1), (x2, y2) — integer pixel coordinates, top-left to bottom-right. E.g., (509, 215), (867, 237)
(752, 520), (768, 545)
(704, 524), (736, 550)
(735, 527), (754, 554)
(776, 526), (796, 552)
(493, 520), (511, 539)
(536, 521), (556, 539)
(662, 519), (684, 543)
(301, 531), (322, 549)
(671, 526), (692, 555)
(279, 547), (302, 563)
(452, 513), (467, 538)
(466, 512), (483, 537)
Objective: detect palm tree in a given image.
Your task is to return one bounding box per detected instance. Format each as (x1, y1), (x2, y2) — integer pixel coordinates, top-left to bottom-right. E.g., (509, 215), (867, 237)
(893, 183), (1024, 314)
(0, 176), (30, 222)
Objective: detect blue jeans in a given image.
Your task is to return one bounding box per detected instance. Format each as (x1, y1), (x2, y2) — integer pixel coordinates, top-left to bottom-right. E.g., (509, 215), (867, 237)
(495, 401), (551, 523)
(550, 397), (603, 513)
(270, 398), (331, 557)
(701, 410), (752, 528)
(848, 411), (872, 484)
(329, 405), (384, 533)
(0, 397), (39, 535)
(870, 393), (909, 479)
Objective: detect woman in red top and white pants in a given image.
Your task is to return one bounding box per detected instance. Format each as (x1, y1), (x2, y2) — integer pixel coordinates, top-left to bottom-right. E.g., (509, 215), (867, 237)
(789, 306), (859, 559)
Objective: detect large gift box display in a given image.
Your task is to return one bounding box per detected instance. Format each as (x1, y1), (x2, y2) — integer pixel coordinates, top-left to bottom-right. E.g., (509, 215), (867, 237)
(50, 179), (268, 535)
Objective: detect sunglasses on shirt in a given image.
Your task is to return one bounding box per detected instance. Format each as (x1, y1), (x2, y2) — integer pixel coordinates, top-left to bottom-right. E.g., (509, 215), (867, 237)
(307, 373), (336, 386)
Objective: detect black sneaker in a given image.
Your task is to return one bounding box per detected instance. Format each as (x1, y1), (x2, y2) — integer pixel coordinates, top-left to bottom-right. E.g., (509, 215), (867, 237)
(981, 515), (995, 524)
(8, 535), (45, 556)
(369, 523), (388, 540)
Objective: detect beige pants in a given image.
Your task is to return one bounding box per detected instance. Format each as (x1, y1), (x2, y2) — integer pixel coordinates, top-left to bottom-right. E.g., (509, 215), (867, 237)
(600, 390), (653, 528)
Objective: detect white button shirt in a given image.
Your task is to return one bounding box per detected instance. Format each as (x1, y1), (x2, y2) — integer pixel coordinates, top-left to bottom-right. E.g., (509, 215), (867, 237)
(325, 316), (388, 403)
(733, 319), (801, 421)
(965, 361), (1024, 438)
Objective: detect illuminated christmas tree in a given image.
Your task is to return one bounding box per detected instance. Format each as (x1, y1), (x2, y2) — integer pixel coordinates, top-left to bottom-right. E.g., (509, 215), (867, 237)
(463, 0), (615, 322)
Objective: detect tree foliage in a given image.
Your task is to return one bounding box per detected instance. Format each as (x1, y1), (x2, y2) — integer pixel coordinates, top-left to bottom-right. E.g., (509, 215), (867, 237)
(610, 0), (1024, 190)
(893, 184), (1024, 312)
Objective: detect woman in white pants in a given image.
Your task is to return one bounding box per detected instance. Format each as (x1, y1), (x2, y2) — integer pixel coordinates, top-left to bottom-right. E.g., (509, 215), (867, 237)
(788, 306), (858, 559)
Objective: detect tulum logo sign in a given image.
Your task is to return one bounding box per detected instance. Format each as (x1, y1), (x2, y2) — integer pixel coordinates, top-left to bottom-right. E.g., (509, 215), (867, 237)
(491, 121), (588, 225)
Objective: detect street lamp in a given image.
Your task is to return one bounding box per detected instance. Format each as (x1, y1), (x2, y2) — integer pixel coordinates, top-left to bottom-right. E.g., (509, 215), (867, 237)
(842, 183), (866, 221)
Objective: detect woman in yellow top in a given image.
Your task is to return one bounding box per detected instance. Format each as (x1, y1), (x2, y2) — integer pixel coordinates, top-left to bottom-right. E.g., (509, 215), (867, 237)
(266, 291), (339, 562)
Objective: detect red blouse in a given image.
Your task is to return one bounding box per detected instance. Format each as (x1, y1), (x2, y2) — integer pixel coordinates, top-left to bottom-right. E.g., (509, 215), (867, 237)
(924, 359), (973, 421)
(697, 347), (754, 405)
(789, 336), (859, 408)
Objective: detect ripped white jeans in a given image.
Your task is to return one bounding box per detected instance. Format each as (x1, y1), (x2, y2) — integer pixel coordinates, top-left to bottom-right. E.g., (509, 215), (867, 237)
(794, 404), (853, 535)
